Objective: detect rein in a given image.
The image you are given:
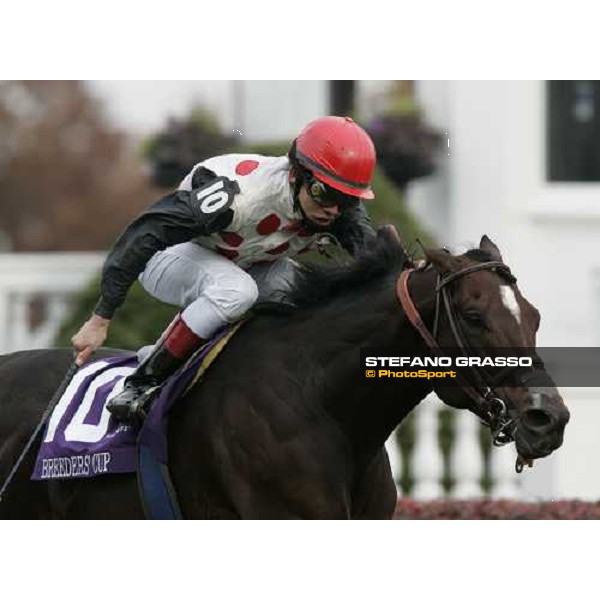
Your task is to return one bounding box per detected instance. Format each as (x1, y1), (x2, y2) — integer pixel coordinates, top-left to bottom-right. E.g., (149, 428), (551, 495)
(397, 262), (519, 448)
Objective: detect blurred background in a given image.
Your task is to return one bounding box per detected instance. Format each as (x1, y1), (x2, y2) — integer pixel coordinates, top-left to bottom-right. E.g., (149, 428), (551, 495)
(0, 80), (598, 516)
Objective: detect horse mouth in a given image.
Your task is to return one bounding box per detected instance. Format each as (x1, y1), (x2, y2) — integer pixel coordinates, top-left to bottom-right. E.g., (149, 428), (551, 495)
(506, 392), (570, 461)
(513, 427), (564, 460)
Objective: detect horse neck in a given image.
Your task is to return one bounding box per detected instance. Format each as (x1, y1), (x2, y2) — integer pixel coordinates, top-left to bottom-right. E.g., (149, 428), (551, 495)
(297, 268), (438, 463)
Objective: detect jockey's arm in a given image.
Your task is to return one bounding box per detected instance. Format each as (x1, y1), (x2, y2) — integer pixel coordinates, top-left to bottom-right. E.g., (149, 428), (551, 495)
(329, 201), (377, 257)
(94, 168), (237, 320)
(72, 168), (237, 365)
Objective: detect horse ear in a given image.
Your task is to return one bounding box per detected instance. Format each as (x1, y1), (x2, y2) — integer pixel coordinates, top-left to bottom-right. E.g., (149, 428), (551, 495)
(479, 235), (503, 262)
(423, 247), (459, 274)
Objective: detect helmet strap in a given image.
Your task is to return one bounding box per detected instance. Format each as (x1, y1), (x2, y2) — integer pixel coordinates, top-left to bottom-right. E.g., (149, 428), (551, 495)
(289, 143), (330, 233)
(290, 160), (311, 225)
(290, 171), (331, 234)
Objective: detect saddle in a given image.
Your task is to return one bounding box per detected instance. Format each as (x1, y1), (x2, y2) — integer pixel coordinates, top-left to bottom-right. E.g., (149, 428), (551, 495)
(32, 321), (245, 518)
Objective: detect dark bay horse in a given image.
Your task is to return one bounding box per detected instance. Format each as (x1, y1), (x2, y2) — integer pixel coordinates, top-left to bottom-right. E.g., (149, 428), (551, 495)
(0, 229), (570, 518)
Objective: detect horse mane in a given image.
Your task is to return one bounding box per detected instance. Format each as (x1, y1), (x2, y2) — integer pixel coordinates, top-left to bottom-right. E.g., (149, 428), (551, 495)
(290, 228), (412, 309)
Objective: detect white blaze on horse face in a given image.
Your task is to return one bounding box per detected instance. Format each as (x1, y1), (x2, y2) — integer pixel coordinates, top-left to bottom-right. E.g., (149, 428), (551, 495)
(500, 285), (521, 326)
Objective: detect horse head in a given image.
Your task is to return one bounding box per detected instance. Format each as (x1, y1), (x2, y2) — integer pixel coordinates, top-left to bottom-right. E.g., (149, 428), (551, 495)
(409, 235), (570, 465)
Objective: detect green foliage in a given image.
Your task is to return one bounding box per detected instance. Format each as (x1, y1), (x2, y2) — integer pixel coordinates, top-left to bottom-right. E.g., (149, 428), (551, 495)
(369, 168), (435, 253)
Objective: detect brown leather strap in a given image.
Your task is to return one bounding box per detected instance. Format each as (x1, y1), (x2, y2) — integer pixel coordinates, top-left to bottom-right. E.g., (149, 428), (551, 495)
(397, 269), (438, 348)
(396, 268), (483, 405)
(437, 261), (516, 291)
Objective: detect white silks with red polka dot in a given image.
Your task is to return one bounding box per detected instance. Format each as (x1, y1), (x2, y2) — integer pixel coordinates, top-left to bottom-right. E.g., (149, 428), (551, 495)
(137, 154), (316, 340)
(179, 154), (317, 268)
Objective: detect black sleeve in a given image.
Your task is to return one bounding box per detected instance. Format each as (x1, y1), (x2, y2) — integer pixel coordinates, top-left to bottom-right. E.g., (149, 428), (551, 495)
(329, 202), (377, 257)
(94, 168), (239, 318)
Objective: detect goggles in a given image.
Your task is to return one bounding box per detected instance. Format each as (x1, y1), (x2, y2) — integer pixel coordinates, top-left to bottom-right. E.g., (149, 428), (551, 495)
(306, 176), (360, 212)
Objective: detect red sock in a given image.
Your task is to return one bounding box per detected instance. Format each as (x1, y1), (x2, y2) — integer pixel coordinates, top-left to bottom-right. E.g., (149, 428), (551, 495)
(163, 315), (204, 359)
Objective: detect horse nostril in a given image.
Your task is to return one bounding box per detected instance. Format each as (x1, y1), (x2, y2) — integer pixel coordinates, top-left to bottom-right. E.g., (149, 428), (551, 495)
(521, 408), (555, 432)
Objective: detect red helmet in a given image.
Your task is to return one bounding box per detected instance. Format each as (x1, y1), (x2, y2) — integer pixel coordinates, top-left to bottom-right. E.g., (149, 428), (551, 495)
(294, 116), (376, 200)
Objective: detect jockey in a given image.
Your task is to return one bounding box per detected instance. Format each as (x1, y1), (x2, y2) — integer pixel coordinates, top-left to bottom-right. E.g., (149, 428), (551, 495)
(71, 116), (378, 423)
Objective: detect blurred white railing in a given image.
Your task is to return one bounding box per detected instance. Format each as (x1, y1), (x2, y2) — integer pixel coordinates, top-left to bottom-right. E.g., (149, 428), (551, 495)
(386, 394), (521, 500)
(0, 253), (105, 353)
(0, 253), (521, 499)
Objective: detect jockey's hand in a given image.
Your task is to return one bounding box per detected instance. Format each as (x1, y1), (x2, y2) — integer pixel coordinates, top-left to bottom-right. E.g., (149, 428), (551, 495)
(71, 314), (111, 366)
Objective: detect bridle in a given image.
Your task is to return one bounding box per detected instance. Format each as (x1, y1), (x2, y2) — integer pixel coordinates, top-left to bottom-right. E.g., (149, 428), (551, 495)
(397, 260), (524, 449)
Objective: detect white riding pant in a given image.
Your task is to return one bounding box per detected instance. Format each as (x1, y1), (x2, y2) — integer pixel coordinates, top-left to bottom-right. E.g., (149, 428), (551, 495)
(139, 242), (259, 339)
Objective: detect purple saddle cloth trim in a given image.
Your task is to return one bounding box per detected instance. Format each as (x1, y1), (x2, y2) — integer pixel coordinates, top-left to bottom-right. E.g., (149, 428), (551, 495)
(32, 326), (233, 481)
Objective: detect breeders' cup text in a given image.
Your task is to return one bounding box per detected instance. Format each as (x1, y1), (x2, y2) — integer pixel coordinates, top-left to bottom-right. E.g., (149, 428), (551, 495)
(40, 452), (111, 479)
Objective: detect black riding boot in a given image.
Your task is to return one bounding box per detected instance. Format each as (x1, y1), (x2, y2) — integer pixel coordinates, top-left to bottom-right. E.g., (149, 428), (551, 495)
(107, 314), (206, 423)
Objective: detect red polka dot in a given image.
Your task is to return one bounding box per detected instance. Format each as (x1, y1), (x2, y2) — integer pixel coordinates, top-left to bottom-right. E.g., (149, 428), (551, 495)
(297, 227), (311, 237)
(218, 231), (244, 247)
(215, 246), (239, 260)
(235, 160), (259, 176)
(256, 213), (281, 235)
(266, 241), (290, 255)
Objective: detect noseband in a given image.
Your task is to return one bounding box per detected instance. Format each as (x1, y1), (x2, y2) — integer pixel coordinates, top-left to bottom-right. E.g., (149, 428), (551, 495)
(397, 261), (521, 447)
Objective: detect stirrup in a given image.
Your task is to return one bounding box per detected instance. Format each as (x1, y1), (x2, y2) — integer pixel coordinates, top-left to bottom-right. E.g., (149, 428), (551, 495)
(131, 386), (161, 421)
(107, 385), (160, 424)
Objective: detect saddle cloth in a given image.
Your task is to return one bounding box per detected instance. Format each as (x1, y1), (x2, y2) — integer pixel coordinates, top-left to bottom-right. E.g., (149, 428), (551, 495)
(32, 323), (241, 481)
